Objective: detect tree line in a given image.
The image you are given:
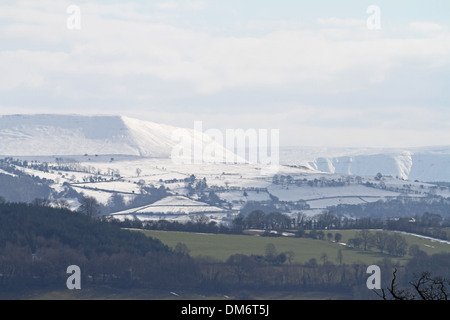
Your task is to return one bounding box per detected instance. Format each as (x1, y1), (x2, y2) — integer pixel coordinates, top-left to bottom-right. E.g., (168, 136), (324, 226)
(329, 197), (450, 221)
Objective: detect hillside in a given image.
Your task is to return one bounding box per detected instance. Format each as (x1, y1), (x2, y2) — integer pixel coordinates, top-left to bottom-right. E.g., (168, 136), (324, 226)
(111, 195), (228, 222)
(280, 146), (450, 182)
(0, 202), (199, 294)
(0, 114), (236, 162)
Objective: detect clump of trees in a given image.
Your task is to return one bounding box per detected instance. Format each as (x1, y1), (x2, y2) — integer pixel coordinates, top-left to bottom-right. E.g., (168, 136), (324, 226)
(78, 195), (101, 217)
(103, 185), (170, 214)
(385, 212), (449, 240)
(141, 215), (233, 234)
(329, 198), (450, 225)
(346, 230), (408, 257)
(233, 210), (293, 231)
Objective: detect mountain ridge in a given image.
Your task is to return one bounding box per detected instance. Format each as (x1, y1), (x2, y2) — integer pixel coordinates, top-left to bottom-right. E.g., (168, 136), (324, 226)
(280, 146), (450, 182)
(0, 114), (239, 162)
(0, 114), (176, 157)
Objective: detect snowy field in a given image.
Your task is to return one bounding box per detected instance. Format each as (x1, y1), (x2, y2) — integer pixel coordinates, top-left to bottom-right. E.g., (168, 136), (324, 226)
(6, 153), (449, 223)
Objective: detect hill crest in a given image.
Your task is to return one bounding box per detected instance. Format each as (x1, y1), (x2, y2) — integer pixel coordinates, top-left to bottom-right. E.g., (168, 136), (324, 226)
(0, 114), (229, 160)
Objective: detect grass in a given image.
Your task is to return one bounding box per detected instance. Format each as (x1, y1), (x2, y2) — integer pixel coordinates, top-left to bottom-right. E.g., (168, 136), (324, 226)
(327, 230), (450, 256)
(142, 230), (348, 264)
(139, 229), (450, 266)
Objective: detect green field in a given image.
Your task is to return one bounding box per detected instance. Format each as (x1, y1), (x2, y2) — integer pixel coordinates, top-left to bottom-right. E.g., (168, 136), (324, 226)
(139, 229), (450, 266)
(20, 229), (450, 300)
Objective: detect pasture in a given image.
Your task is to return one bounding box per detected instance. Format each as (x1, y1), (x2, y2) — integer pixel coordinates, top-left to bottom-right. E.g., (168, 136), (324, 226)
(139, 229), (450, 265)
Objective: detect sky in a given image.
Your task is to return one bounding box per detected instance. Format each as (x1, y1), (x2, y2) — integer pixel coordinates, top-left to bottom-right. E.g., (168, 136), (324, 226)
(0, 0), (449, 148)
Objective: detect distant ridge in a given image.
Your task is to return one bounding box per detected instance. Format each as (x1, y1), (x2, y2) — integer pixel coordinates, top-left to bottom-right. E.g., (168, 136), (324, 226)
(0, 114), (233, 160)
(280, 145), (450, 182)
(3, 114), (450, 182)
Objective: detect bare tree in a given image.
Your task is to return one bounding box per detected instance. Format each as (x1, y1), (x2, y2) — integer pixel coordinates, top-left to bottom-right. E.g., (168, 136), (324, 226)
(285, 250), (295, 264)
(190, 213), (210, 225)
(107, 193), (126, 212)
(33, 198), (51, 207)
(264, 243), (277, 261)
(374, 231), (389, 253)
(356, 230), (373, 251)
(78, 195), (100, 217)
(226, 254), (257, 285)
(53, 199), (70, 210)
(374, 268), (449, 300)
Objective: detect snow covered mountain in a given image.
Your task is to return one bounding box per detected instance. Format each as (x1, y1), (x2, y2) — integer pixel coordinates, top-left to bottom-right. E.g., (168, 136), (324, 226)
(0, 114), (238, 162)
(1, 114), (450, 221)
(2, 114), (450, 182)
(280, 146), (450, 182)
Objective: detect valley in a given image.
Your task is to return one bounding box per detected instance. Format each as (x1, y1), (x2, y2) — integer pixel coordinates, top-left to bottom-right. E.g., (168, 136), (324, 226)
(1, 114), (450, 301)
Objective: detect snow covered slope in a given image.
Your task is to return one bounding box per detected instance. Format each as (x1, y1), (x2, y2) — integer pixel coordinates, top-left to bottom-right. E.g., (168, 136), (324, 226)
(110, 195), (227, 222)
(280, 146), (450, 182)
(0, 114), (238, 162)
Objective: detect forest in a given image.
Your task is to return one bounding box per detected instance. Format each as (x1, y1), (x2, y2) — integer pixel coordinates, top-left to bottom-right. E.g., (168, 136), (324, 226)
(0, 202), (198, 295)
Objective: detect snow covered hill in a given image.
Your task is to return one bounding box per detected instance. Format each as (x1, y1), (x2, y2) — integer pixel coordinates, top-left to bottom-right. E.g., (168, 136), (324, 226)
(2, 113), (450, 224)
(0, 114), (238, 163)
(3, 114), (449, 182)
(110, 195), (228, 223)
(280, 146), (450, 182)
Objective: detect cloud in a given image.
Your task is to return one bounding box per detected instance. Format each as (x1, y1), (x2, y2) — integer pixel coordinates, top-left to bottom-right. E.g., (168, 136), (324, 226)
(154, 0), (207, 12)
(409, 21), (448, 34)
(1, 3), (449, 96)
(316, 17), (365, 28)
(1, 1), (449, 148)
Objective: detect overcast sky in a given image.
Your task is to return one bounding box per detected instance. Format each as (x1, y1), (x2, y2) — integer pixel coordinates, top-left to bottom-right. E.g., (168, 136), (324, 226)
(1, 0), (449, 148)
